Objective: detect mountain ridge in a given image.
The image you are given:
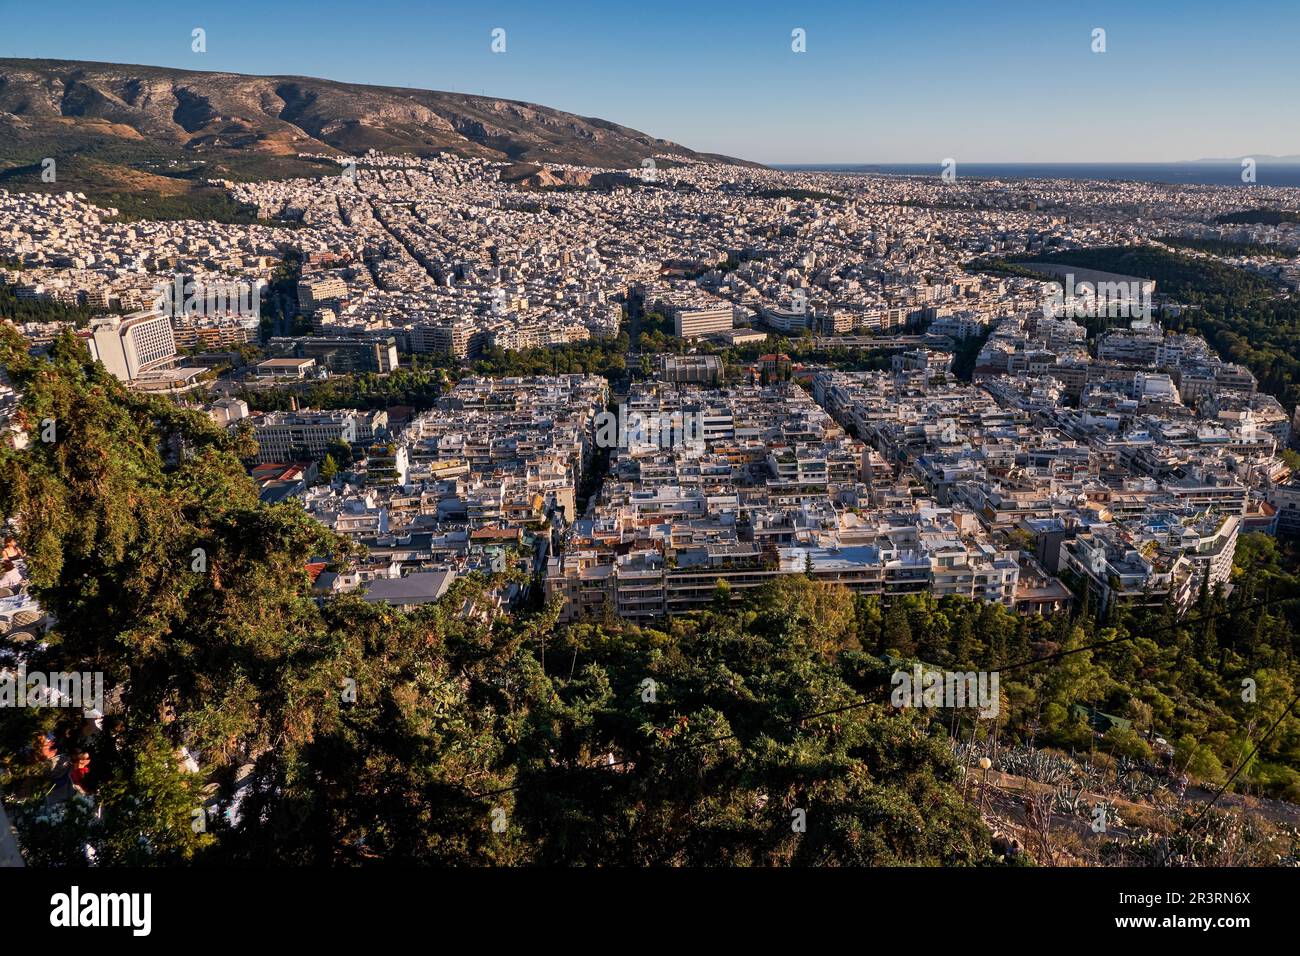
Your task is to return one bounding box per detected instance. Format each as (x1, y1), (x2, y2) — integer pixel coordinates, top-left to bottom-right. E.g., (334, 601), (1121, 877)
(0, 57), (759, 179)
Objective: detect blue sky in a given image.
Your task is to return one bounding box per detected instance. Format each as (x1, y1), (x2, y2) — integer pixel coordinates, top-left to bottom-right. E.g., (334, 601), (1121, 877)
(2, 0), (1297, 164)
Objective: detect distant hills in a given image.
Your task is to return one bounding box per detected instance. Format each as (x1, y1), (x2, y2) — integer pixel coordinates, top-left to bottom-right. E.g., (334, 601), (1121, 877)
(0, 58), (757, 208)
(1186, 154), (1300, 164)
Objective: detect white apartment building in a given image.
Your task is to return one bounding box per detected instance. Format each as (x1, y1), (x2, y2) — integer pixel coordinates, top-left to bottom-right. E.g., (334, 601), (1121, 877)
(297, 275), (348, 310)
(411, 320), (473, 358)
(675, 304), (734, 339)
(762, 305), (809, 335)
(251, 410), (360, 463)
(80, 310), (176, 382)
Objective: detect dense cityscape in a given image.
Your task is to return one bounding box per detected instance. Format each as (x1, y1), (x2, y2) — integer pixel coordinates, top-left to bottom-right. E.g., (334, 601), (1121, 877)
(6, 156), (1300, 624)
(0, 2), (1298, 935)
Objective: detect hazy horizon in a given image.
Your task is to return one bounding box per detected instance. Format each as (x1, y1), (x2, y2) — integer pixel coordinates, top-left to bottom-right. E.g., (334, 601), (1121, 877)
(777, 159), (1300, 167)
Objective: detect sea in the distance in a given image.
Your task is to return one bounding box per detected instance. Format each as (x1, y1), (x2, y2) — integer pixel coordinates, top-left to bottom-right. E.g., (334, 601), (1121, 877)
(778, 163), (1300, 188)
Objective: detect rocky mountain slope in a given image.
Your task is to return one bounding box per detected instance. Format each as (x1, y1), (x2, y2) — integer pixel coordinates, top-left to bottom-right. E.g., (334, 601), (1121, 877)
(0, 58), (755, 172)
